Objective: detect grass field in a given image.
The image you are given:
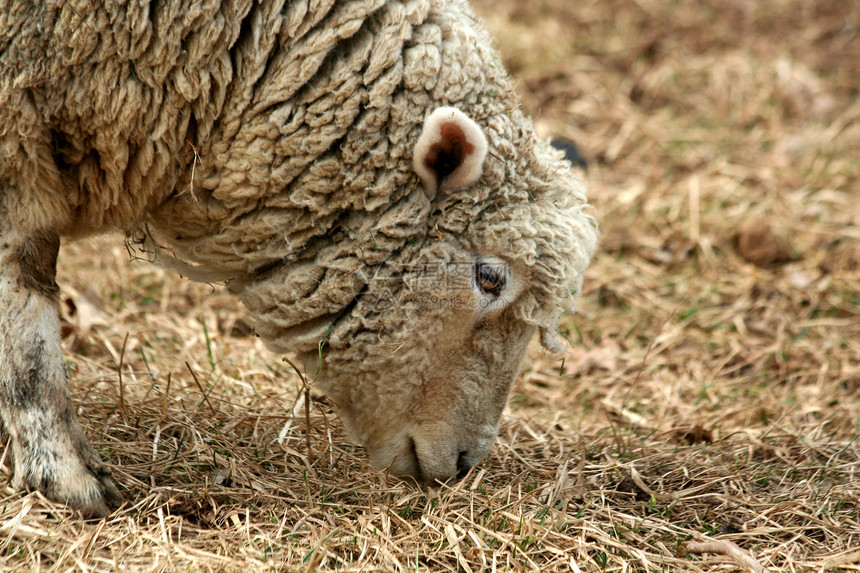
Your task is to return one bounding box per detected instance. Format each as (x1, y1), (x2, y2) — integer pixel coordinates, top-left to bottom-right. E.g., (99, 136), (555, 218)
(2, 0), (859, 571)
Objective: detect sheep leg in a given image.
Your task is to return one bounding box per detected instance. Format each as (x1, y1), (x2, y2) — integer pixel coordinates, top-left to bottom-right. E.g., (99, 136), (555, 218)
(0, 226), (123, 517)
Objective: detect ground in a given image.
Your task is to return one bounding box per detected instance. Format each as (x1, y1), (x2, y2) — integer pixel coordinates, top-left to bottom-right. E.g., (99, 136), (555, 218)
(2, 0), (859, 571)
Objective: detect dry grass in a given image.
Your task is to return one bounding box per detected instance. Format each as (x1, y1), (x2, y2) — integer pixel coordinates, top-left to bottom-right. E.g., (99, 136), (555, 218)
(2, 0), (859, 570)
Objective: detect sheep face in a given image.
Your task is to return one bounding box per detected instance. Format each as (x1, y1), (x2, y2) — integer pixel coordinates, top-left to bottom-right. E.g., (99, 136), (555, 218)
(315, 251), (537, 483)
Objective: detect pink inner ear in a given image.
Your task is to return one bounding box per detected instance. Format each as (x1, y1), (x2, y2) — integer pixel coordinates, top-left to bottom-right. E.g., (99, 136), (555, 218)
(423, 122), (475, 185)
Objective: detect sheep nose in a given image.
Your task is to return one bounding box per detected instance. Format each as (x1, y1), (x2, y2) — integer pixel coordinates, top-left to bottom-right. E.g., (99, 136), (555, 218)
(388, 426), (496, 484)
(455, 451), (475, 479)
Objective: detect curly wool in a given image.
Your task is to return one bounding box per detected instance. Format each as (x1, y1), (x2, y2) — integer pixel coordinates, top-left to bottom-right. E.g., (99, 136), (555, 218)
(0, 0), (597, 363)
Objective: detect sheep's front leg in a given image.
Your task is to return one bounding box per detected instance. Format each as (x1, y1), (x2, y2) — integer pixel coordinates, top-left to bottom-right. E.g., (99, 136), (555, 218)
(0, 227), (122, 517)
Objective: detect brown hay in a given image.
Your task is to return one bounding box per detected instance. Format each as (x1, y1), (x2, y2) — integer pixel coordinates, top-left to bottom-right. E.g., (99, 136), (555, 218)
(2, 0), (859, 570)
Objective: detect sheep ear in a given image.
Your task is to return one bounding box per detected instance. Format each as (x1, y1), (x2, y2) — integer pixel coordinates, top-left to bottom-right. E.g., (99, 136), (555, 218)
(413, 107), (488, 199)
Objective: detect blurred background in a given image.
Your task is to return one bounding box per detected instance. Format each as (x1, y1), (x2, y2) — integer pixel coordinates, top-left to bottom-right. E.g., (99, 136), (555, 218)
(474, 0), (859, 436)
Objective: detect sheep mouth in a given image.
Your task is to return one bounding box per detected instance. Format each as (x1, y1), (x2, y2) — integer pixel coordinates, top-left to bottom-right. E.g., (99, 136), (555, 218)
(398, 438), (470, 486)
(408, 437), (428, 483)
(381, 437), (428, 484)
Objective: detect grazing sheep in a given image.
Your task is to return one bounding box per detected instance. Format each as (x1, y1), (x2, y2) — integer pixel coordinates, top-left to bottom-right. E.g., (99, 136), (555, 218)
(0, 0), (598, 517)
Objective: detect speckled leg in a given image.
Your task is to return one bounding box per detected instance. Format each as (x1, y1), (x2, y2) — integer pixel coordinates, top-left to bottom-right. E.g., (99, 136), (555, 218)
(0, 223), (122, 517)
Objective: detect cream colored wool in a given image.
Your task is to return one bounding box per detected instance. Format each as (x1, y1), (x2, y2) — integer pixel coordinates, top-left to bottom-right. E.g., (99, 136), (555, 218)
(1, 0), (597, 488)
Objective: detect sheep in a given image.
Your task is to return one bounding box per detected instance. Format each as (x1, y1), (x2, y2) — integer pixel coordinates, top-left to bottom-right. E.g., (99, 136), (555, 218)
(0, 0), (598, 517)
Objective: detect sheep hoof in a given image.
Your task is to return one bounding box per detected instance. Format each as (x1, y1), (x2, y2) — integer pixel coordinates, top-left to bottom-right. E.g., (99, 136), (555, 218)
(56, 464), (123, 519)
(80, 466), (124, 519)
(63, 449), (125, 519)
(14, 437), (124, 519)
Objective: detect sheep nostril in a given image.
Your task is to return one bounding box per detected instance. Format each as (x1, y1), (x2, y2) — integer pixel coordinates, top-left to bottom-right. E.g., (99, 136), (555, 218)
(456, 451), (473, 479)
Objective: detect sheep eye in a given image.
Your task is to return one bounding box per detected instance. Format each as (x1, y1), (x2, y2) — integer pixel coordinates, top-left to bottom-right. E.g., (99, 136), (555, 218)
(475, 262), (505, 297)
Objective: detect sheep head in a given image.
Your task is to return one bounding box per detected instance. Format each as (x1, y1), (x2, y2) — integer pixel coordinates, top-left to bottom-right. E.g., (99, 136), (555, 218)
(238, 107), (598, 483)
(324, 249), (540, 482)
